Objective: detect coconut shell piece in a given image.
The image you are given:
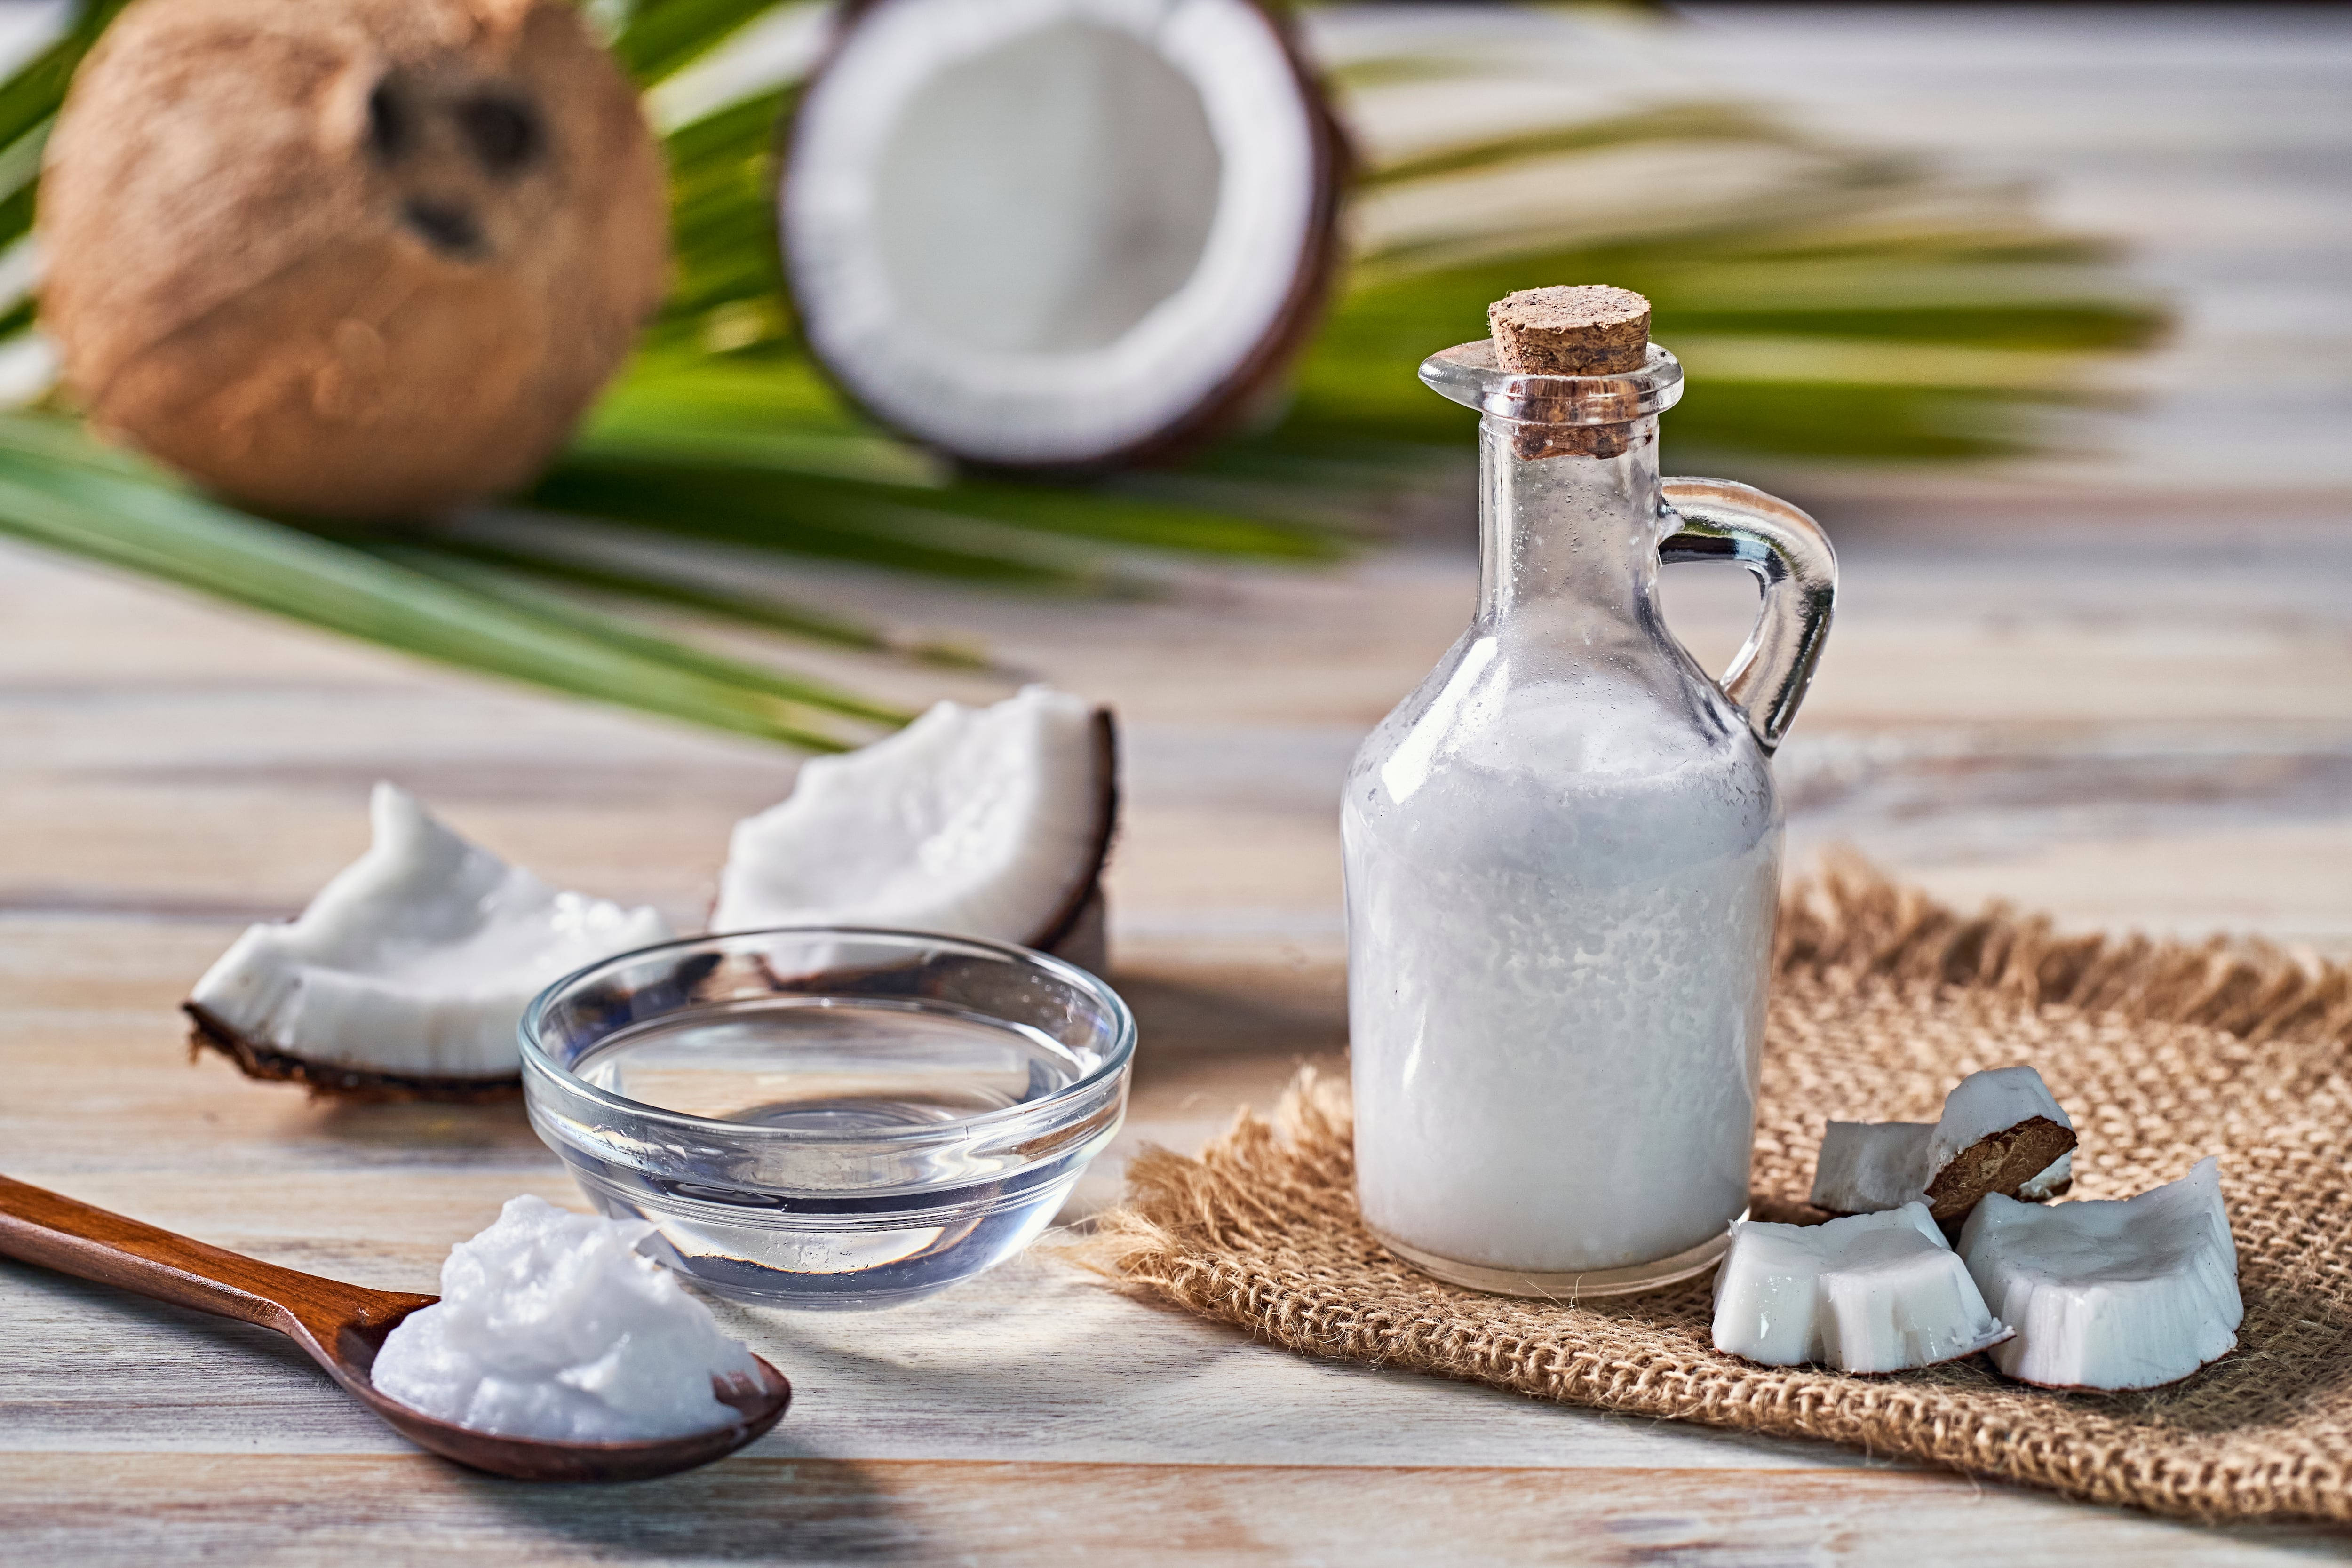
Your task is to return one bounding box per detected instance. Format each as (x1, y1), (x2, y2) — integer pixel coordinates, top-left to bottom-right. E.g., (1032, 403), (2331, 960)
(40, 0), (667, 520)
(185, 1001), (521, 1103)
(1024, 708), (1118, 969)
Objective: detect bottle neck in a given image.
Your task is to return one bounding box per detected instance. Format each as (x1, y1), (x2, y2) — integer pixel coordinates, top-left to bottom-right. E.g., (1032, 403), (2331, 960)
(1476, 414), (1661, 625)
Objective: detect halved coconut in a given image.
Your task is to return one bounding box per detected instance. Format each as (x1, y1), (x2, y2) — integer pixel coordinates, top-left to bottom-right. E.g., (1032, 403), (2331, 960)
(1960, 1158), (2242, 1391)
(780, 0), (1345, 468)
(186, 784), (671, 1099)
(1810, 1065), (2078, 1222)
(1712, 1203), (2012, 1374)
(710, 685), (1117, 966)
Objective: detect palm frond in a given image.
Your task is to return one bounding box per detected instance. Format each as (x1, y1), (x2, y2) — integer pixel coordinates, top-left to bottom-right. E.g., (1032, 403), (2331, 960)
(0, 0), (2170, 752)
(391, 533), (991, 667)
(0, 413), (881, 748)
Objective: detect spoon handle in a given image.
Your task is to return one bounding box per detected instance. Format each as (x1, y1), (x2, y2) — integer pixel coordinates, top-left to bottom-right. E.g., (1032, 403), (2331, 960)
(0, 1172), (425, 1341)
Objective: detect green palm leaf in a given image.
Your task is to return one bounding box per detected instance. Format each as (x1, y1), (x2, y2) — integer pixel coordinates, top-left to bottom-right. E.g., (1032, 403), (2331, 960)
(0, 414), (875, 749)
(0, 0), (2168, 751)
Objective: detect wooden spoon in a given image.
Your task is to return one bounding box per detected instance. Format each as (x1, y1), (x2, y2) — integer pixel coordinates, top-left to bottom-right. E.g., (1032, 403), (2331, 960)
(0, 1173), (792, 1481)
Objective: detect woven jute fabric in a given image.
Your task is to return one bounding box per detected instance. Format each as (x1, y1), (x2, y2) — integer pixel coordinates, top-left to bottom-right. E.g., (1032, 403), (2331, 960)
(1086, 860), (2352, 1524)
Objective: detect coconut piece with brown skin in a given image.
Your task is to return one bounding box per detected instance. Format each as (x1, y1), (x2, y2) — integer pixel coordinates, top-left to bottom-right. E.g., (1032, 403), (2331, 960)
(40, 0), (667, 520)
(186, 783), (673, 1100)
(1811, 1065), (2079, 1222)
(711, 685), (1118, 969)
(1922, 1065), (2077, 1218)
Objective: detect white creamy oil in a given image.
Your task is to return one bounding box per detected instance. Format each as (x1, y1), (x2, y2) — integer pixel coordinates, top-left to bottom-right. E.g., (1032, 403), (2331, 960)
(372, 1196), (760, 1442)
(1345, 305), (1836, 1291)
(1346, 662), (1780, 1275)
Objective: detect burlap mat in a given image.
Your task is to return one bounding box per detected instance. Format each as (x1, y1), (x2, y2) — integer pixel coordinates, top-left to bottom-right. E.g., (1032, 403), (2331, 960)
(1086, 860), (2352, 1524)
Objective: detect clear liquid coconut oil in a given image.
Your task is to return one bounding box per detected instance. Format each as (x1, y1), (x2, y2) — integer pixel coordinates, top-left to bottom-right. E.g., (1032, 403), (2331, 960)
(1344, 290), (1836, 1295)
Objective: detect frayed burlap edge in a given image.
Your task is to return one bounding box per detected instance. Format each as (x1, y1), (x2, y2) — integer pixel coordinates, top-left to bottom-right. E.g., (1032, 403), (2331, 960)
(1771, 853), (2352, 1049)
(1080, 854), (2352, 1526)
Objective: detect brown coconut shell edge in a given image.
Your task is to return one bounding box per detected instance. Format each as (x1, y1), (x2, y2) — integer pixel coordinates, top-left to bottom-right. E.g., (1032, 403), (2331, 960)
(185, 1000), (522, 1104)
(1923, 1115), (2079, 1224)
(776, 0), (1351, 475)
(1025, 707), (1120, 971)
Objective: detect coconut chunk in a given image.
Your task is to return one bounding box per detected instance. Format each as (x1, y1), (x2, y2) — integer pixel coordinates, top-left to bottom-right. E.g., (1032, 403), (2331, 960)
(1712, 1203), (2011, 1373)
(1923, 1065), (2077, 1220)
(1960, 1158), (2241, 1391)
(1809, 1121), (1932, 1214)
(711, 685), (1114, 957)
(187, 784), (671, 1085)
(1810, 1065), (2078, 1221)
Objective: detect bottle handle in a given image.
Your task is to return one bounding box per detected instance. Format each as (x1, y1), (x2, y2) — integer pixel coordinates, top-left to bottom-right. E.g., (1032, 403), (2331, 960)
(1659, 478), (1837, 755)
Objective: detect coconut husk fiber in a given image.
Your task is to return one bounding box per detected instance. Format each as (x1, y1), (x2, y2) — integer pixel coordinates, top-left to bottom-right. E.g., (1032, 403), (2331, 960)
(1084, 857), (2352, 1525)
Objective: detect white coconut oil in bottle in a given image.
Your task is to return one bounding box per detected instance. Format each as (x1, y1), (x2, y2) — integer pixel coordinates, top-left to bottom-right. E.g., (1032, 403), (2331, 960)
(1343, 288), (1836, 1295)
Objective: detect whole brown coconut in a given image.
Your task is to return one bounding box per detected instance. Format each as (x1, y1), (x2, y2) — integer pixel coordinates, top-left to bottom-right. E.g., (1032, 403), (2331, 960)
(40, 0), (667, 520)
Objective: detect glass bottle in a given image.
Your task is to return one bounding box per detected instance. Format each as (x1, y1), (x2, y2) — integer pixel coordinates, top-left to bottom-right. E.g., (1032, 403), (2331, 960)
(1342, 332), (1836, 1297)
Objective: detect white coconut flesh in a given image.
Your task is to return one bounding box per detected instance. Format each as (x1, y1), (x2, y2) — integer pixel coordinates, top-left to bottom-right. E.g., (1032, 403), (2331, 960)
(1960, 1158), (2242, 1391)
(711, 685), (1112, 950)
(1810, 1121), (1934, 1216)
(2018, 1149), (2073, 1200)
(783, 0), (1335, 466)
(187, 784), (672, 1080)
(1810, 1065), (2077, 1220)
(1712, 1203), (2012, 1374)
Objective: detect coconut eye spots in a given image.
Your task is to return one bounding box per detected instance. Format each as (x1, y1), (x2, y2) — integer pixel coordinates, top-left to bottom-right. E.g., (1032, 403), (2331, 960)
(453, 93), (542, 176)
(363, 75), (543, 179)
(363, 75), (546, 253)
(366, 79), (409, 161)
(401, 197), (483, 257)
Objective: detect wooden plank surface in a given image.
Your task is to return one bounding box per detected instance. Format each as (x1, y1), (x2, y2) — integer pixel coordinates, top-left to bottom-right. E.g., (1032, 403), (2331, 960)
(8, 6), (2352, 1563)
(8, 503), (2352, 1563)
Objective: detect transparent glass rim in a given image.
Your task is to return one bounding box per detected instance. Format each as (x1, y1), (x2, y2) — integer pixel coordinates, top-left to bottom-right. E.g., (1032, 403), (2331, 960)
(1419, 338), (1685, 424)
(518, 925), (1139, 1145)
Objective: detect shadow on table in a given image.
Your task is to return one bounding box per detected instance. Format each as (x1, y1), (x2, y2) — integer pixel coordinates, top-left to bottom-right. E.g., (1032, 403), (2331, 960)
(300, 1095), (543, 1154)
(460, 1437), (934, 1564)
(1109, 962), (1346, 1082)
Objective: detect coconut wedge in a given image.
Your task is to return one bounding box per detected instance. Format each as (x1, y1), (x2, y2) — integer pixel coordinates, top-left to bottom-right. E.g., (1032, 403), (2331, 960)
(781, 0), (1344, 468)
(1811, 1065), (2078, 1222)
(711, 685), (1117, 966)
(1960, 1158), (2242, 1391)
(1712, 1203), (2012, 1374)
(186, 784), (671, 1099)
(1810, 1121), (1936, 1216)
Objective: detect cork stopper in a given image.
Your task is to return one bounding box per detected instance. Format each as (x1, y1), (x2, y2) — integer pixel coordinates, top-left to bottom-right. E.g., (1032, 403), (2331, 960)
(1485, 285), (1653, 460)
(1488, 286), (1651, 376)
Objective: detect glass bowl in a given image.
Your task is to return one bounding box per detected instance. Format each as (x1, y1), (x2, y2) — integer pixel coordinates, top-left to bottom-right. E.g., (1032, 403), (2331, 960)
(520, 929), (1135, 1310)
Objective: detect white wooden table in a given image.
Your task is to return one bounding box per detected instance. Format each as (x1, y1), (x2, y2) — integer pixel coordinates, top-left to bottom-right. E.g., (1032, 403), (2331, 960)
(8, 6), (2352, 1561)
